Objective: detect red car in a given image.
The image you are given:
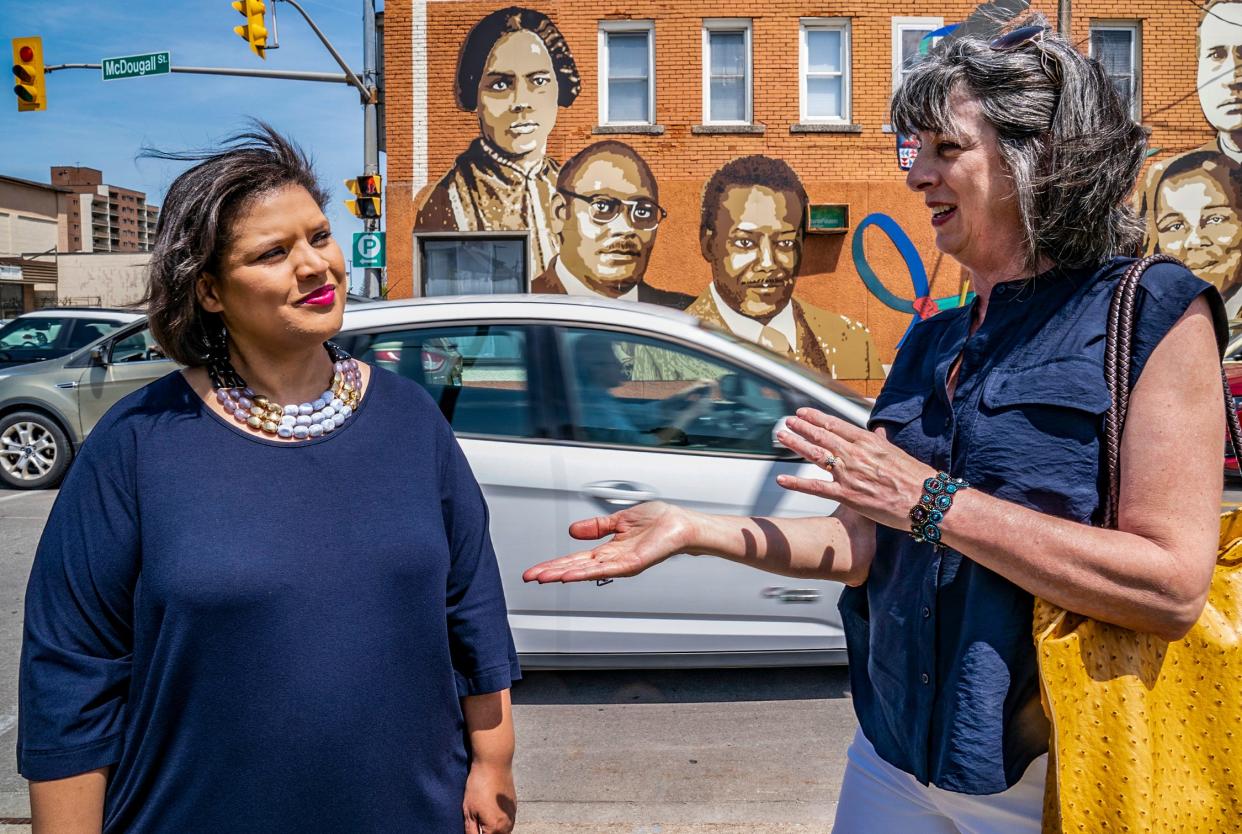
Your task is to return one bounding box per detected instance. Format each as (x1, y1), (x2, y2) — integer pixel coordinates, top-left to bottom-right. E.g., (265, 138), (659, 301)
(1227, 363), (1242, 479)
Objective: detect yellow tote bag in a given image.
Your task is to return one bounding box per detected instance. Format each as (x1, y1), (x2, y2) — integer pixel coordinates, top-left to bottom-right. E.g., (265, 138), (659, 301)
(1034, 255), (1242, 833)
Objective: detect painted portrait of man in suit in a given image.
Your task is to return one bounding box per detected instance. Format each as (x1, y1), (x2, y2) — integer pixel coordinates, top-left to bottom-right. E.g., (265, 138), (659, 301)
(687, 155), (884, 380)
(531, 140), (693, 308)
(415, 7), (580, 275)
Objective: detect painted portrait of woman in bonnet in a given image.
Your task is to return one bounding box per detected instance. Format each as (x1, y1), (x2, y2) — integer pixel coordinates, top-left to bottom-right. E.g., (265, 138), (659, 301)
(416, 6), (580, 275)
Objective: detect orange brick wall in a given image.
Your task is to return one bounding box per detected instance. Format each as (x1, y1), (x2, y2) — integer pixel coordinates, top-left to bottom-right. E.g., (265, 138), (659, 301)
(383, 0), (1214, 392)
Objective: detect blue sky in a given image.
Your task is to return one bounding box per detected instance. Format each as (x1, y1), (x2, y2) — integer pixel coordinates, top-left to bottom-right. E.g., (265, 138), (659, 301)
(0, 0), (381, 282)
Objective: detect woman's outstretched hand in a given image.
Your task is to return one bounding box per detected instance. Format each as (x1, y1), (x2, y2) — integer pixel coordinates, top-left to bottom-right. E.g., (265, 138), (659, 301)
(522, 501), (696, 583)
(776, 407), (935, 531)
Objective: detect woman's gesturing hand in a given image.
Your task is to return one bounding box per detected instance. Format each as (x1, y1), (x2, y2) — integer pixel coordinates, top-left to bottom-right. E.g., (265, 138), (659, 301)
(462, 761), (516, 834)
(776, 408), (936, 531)
(522, 501), (696, 584)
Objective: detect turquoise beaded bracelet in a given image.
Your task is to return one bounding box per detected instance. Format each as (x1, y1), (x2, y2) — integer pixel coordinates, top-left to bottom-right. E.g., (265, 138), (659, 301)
(909, 471), (969, 550)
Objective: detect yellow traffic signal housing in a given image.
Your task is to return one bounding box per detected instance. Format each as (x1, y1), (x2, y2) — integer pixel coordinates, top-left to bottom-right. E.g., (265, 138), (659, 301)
(345, 175), (382, 219)
(12, 37), (46, 112)
(231, 0), (268, 59)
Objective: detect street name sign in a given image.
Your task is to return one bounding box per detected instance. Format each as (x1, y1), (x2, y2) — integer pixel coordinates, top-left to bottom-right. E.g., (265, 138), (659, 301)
(352, 232), (386, 268)
(101, 52), (171, 81)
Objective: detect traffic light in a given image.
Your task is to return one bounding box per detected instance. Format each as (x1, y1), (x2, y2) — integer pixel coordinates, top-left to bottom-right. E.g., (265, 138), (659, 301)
(231, 0), (268, 59)
(12, 37), (46, 112)
(345, 174), (382, 220)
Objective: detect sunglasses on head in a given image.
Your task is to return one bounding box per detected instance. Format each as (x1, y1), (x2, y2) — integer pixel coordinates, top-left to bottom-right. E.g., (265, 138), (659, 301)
(988, 24), (1062, 89)
(988, 24), (1049, 51)
(559, 190), (667, 232)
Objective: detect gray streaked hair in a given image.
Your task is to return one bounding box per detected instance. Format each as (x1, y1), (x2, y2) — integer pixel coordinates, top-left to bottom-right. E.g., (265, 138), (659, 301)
(891, 15), (1147, 272)
(139, 122), (328, 367)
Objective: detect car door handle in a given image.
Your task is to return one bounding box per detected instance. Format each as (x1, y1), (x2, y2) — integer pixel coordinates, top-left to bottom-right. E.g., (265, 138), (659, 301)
(761, 587), (821, 604)
(581, 481), (659, 507)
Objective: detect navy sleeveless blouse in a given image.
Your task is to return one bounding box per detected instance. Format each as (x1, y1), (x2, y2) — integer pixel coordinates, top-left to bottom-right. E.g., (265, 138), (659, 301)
(847, 257), (1227, 795)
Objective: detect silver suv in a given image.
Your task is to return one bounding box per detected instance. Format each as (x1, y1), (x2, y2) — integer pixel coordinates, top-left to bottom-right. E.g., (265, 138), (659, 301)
(0, 318), (173, 489)
(0, 307), (143, 370)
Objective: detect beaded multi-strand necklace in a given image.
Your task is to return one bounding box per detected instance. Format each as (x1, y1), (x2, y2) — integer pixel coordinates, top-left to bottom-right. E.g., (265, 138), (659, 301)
(207, 341), (363, 440)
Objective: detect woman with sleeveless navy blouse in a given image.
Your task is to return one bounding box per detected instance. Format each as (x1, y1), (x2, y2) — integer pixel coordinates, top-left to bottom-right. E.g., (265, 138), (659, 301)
(525, 18), (1226, 833)
(18, 126), (520, 833)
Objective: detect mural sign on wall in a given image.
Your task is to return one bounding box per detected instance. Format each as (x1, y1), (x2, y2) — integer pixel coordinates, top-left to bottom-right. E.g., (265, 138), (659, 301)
(414, 4), (986, 383)
(1139, 0), (1242, 319)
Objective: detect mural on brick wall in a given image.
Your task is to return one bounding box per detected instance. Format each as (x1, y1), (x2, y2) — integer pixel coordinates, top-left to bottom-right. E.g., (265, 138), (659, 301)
(416, 5), (1001, 382)
(1138, 0), (1242, 318)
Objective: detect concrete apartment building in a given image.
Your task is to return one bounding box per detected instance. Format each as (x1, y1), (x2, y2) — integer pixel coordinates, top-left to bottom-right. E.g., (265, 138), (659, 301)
(380, 0), (1219, 392)
(51, 166), (159, 254)
(0, 169), (160, 315)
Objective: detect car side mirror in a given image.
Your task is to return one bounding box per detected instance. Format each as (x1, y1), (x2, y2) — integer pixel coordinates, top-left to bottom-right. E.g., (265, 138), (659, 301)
(90, 346), (107, 366)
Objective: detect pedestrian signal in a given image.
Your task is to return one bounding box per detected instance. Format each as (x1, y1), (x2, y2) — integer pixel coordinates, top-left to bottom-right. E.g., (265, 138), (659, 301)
(345, 175), (382, 220)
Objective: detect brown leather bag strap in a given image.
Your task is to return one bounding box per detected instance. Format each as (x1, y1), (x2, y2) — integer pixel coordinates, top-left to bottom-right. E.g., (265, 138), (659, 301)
(1103, 253), (1239, 529)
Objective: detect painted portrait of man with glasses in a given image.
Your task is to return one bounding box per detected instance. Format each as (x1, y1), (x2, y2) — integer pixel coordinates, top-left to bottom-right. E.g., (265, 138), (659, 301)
(531, 140), (694, 308)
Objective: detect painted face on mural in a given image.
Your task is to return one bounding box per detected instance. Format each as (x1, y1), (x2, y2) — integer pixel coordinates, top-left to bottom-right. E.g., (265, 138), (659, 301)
(906, 90), (1024, 274)
(1156, 167), (1242, 296)
(703, 185), (802, 320)
(553, 151), (660, 296)
(1198, 3), (1242, 137)
(476, 29), (558, 159)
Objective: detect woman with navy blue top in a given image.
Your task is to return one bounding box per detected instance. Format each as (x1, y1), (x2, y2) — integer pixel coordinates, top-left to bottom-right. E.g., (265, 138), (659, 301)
(17, 126), (520, 833)
(525, 18), (1227, 832)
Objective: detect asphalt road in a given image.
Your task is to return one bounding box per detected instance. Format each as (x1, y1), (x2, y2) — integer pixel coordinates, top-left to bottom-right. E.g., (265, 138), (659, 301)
(4, 483), (1241, 832)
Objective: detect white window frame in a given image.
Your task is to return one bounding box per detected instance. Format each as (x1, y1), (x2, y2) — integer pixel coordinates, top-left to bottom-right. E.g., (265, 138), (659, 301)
(598, 20), (656, 126)
(892, 16), (944, 94)
(799, 18), (851, 124)
(702, 19), (753, 125)
(1089, 21), (1142, 120)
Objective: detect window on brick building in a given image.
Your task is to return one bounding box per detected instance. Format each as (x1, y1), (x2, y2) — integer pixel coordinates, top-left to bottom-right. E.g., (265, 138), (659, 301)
(703, 19), (752, 124)
(1090, 22), (1141, 120)
(599, 21), (655, 125)
(800, 19), (851, 122)
(417, 235), (527, 297)
(892, 17), (944, 94)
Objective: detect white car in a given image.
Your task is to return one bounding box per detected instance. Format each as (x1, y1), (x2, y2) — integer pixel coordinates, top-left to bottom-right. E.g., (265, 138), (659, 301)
(335, 295), (871, 669)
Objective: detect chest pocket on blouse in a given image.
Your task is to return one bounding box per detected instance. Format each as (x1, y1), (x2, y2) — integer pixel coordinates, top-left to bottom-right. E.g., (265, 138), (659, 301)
(870, 392), (938, 464)
(972, 355), (1111, 520)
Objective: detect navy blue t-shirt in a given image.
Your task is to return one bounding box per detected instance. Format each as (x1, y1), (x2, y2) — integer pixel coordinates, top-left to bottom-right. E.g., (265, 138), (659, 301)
(18, 367), (520, 832)
(849, 258), (1226, 795)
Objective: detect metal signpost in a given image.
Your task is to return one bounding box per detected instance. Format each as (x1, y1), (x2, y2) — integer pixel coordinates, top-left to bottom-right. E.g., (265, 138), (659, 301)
(101, 52), (171, 81)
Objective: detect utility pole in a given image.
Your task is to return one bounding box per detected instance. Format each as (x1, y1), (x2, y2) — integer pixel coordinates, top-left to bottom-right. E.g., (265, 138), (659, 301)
(1058, 0), (1072, 36)
(362, 0), (382, 298)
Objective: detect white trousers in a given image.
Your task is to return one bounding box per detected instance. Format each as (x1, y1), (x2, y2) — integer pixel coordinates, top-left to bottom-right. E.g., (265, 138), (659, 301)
(832, 728), (1046, 834)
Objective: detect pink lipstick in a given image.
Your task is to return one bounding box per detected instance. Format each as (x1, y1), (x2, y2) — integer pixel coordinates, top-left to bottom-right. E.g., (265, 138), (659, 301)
(299, 285), (335, 306)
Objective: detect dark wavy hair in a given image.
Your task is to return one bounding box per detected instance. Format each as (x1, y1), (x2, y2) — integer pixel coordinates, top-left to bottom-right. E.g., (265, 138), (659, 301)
(891, 13), (1146, 272)
(139, 122), (327, 367)
(454, 7), (580, 111)
(700, 155), (808, 239)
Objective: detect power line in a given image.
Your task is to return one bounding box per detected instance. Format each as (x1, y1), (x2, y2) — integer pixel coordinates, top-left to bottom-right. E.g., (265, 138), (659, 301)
(1182, 0), (1242, 27)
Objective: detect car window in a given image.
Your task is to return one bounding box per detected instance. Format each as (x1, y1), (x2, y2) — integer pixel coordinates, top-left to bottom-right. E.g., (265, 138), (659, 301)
(0, 318), (65, 349)
(65, 318), (126, 351)
(354, 325), (535, 438)
(559, 327), (792, 454)
(110, 327), (167, 363)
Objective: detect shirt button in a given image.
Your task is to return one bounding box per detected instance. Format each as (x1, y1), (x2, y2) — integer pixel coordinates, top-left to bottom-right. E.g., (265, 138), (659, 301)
(922, 606), (931, 618)
(921, 673), (930, 684)
(944, 417), (952, 430)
